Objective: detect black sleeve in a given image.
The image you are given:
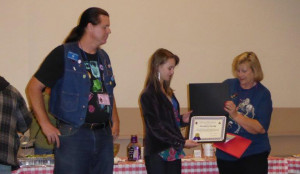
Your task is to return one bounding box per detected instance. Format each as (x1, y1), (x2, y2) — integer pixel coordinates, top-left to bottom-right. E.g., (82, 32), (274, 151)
(34, 45), (64, 87)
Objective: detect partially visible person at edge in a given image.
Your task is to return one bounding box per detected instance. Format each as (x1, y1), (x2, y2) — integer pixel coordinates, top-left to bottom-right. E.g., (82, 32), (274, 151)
(217, 52), (273, 174)
(139, 48), (199, 174)
(30, 87), (56, 155)
(0, 76), (32, 174)
(27, 7), (119, 174)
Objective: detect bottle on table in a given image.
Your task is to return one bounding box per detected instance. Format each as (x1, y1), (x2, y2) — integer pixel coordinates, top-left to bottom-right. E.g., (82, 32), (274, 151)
(127, 135), (141, 161)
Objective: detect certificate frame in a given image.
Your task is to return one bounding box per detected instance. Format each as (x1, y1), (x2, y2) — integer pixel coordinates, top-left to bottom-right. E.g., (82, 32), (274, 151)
(188, 116), (227, 143)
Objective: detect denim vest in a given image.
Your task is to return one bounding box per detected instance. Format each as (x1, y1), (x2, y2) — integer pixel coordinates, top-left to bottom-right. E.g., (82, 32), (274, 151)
(50, 42), (116, 127)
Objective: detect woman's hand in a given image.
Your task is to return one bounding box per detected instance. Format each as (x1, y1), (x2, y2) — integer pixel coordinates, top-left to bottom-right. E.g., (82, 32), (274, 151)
(182, 110), (193, 123)
(224, 101), (238, 118)
(224, 100), (266, 134)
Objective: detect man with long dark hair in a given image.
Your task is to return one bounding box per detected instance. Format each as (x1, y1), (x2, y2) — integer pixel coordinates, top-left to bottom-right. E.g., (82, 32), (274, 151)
(27, 7), (119, 174)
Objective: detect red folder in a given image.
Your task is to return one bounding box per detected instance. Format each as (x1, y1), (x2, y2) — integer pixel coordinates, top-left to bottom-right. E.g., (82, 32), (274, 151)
(213, 133), (252, 158)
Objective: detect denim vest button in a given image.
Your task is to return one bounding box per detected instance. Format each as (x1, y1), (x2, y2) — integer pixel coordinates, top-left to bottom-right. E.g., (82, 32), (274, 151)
(82, 105), (86, 108)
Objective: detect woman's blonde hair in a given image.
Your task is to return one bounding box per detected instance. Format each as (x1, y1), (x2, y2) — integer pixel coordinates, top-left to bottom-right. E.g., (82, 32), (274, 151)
(232, 51), (264, 82)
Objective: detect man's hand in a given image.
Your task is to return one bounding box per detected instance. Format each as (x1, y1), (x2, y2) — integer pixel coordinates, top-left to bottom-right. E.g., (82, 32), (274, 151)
(41, 122), (61, 148)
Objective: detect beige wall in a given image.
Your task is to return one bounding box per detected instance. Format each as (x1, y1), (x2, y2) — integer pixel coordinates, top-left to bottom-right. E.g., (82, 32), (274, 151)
(1, 0), (300, 108)
(1, 1), (299, 157)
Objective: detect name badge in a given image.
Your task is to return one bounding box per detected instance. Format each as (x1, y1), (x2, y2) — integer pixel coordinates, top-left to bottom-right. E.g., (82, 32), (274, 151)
(67, 51), (79, 61)
(97, 94), (110, 106)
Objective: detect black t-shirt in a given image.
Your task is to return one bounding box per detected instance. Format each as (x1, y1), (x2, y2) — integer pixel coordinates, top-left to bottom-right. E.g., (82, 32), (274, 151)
(34, 45), (110, 123)
(35, 45), (64, 87)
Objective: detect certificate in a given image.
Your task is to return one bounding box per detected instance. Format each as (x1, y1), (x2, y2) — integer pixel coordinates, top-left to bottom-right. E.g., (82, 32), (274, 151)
(189, 116), (227, 143)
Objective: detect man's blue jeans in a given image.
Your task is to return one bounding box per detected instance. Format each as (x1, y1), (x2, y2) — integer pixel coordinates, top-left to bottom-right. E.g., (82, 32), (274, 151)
(54, 123), (114, 174)
(0, 164), (11, 174)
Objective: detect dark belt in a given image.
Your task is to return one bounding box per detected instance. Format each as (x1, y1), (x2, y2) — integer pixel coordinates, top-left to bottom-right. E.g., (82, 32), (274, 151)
(81, 121), (110, 130)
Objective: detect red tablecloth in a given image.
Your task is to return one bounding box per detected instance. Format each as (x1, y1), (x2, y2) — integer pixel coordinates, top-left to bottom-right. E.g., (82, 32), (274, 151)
(182, 159), (218, 174)
(268, 156), (288, 174)
(12, 157), (300, 174)
(113, 162), (146, 174)
(286, 157), (300, 174)
(12, 166), (53, 174)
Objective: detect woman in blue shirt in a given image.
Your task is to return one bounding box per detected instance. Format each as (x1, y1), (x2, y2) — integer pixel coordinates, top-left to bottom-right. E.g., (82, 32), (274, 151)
(217, 52), (273, 174)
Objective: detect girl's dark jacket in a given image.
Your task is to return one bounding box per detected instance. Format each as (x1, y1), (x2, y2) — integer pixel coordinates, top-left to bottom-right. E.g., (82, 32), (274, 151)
(140, 84), (187, 156)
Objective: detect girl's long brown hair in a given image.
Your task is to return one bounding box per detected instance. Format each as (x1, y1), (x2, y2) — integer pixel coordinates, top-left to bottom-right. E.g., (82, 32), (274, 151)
(144, 48), (179, 96)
